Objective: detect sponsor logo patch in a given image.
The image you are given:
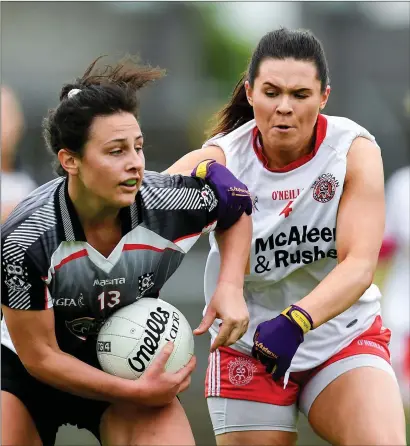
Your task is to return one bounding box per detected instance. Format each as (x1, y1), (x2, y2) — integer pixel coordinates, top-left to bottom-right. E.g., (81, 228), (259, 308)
(93, 278), (125, 286)
(65, 317), (105, 340)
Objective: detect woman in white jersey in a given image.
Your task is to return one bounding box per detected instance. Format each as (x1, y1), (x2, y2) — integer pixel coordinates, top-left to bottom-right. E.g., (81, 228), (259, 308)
(380, 165), (410, 408)
(167, 28), (406, 445)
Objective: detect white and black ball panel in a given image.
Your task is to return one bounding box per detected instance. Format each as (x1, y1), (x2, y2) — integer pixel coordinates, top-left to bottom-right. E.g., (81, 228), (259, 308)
(97, 298), (194, 380)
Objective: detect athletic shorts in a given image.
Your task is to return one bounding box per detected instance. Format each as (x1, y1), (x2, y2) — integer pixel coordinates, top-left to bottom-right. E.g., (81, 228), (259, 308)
(1, 345), (110, 445)
(205, 316), (398, 434)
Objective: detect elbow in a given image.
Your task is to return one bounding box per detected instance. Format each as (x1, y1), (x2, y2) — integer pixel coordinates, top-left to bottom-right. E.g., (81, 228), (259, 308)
(347, 257), (375, 292)
(20, 347), (56, 381)
(359, 267), (374, 291)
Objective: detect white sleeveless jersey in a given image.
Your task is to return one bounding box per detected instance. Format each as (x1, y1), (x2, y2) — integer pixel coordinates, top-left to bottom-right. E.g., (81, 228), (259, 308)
(203, 114), (382, 372)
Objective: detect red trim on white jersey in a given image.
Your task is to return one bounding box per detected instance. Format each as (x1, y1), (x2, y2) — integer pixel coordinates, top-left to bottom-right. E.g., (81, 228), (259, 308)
(122, 244), (177, 253)
(174, 232), (202, 244)
(54, 249), (88, 271)
(252, 114), (328, 173)
(173, 219), (217, 244)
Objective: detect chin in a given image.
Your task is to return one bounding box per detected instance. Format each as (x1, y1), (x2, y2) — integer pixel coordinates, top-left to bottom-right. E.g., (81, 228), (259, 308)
(113, 194), (137, 208)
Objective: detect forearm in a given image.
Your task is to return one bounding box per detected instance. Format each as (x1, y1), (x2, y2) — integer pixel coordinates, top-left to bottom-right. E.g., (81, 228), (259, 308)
(215, 213), (252, 287)
(26, 348), (138, 404)
(295, 257), (374, 328)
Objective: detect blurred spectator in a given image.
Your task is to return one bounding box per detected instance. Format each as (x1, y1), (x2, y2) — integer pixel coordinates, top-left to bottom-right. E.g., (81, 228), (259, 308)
(1, 86), (37, 222)
(380, 163), (410, 407)
(380, 91), (410, 407)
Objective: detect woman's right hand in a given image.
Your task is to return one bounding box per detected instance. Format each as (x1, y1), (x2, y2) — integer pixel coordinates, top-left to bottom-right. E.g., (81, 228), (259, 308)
(134, 342), (196, 407)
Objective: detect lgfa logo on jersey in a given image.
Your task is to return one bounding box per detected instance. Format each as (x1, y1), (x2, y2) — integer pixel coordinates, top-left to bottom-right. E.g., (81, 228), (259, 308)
(312, 173), (339, 203)
(53, 293), (85, 308)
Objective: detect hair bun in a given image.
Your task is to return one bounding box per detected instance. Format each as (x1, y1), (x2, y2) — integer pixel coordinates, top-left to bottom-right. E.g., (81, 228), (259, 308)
(67, 89), (82, 99)
(59, 84), (80, 101)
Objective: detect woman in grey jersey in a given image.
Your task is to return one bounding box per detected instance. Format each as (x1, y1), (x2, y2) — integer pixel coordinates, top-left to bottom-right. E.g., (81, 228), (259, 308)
(167, 28), (406, 446)
(1, 56), (252, 446)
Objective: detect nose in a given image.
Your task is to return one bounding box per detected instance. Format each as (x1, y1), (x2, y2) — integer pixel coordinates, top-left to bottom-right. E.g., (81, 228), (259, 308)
(276, 95), (293, 115)
(125, 149), (144, 172)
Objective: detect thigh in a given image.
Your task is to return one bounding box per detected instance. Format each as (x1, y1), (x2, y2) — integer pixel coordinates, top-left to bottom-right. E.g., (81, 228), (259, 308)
(307, 363), (406, 445)
(1, 391), (42, 446)
(206, 347), (299, 445)
(1, 346), (60, 446)
(208, 397), (297, 446)
(100, 397), (194, 446)
(61, 392), (109, 443)
(217, 430), (297, 446)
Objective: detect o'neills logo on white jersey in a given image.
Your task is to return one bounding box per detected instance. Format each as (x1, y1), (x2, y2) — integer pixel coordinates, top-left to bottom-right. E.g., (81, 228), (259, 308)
(254, 225), (337, 273)
(271, 188), (302, 201)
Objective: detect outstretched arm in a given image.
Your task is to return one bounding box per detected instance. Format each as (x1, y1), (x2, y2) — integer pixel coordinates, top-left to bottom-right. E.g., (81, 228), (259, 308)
(190, 159), (252, 351)
(295, 137), (385, 326)
(252, 137), (385, 381)
(168, 150), (252, 351)
(194, 213), (252, 351)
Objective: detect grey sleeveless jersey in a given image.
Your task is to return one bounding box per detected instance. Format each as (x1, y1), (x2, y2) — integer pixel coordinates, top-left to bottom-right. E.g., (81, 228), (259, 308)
(1, 172), (219, 366)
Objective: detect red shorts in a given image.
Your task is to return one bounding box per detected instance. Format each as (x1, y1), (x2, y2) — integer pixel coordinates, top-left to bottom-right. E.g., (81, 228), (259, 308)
(205, 316), (391, 406)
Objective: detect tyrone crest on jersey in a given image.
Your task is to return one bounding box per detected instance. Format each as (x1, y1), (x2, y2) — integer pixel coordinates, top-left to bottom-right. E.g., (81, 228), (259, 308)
(311, 173), (340, 203)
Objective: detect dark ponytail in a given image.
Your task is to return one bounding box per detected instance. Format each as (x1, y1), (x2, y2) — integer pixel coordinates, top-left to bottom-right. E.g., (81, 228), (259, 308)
(208, 73), (254, 138)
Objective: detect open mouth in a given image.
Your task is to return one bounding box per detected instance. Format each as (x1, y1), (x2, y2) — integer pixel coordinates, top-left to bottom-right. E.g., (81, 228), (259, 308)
(275, 125), (292, 130)
(120, 179), (138, 188)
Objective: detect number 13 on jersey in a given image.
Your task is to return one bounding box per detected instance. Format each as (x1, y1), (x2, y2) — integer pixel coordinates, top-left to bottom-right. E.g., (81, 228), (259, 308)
(98, 291), (121, 311)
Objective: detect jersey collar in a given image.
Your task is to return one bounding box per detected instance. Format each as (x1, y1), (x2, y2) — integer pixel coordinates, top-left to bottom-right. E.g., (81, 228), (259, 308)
(55, 178), (137, 242)
(252, 114), (328, 173)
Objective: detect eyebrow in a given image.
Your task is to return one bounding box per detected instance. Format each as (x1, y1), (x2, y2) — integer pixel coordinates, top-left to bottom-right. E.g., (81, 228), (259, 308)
(104, 134), (144, 145)
(262, 82), (313, 92)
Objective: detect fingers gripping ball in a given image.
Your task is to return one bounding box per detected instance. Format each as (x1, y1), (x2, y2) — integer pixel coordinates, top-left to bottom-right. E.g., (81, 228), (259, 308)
(97, 298), (194, 379)
(191, 159), (253, 229)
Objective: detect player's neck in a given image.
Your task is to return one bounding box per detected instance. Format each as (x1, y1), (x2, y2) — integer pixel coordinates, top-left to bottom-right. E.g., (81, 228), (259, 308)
(67, 178), (120, 229)
(1, 155), (14, 173)
(261, 131), (315, 170)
